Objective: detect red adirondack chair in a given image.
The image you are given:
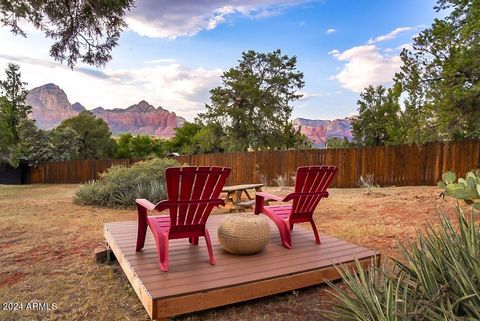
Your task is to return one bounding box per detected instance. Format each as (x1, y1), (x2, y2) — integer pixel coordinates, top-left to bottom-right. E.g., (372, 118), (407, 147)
(254, 165), (337, 249)
(135, 166), (231, 271)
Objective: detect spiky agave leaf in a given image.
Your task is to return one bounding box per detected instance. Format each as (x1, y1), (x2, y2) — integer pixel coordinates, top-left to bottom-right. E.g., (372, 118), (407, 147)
(326, 206), (480, 320)
(323, 258), (420, 321)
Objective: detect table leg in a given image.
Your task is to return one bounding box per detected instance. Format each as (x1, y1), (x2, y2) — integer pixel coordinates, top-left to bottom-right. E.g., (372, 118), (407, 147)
(225, 192), (234, 209)
(234, 190), (244, 212)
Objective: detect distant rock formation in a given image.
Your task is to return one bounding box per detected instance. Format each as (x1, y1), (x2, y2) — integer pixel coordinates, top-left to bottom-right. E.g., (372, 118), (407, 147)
(293, 118), (353, 148)
(26, 83), (78, 129)
(26, 84), (186, 138)
(92, 100), (185, 137)
(71, 102), (86, 112)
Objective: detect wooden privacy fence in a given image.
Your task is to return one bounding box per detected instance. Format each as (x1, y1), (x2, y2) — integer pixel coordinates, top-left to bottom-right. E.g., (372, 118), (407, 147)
(25, 140), (480, 188)
(26, 159), (143, 184)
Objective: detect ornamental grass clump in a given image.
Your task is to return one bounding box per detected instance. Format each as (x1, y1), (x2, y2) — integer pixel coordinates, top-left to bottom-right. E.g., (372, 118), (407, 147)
(326, 206), (480, 321)
(74, 158), (179, 207)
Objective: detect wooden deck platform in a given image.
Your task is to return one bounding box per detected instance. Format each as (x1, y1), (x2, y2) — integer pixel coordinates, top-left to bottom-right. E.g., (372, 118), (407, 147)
(104, 214), (380, 320)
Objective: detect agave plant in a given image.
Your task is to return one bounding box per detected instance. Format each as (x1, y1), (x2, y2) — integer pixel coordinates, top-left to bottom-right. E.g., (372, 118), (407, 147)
(325, 260), (421, 321)
(398, 208), (480, 319)
(113, 180), (166, 207)
(438, 170), (480, 210)
(325, 206), (480, 321)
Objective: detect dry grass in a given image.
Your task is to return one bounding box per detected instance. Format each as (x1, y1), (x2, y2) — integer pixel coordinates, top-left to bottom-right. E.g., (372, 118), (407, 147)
(0, 184), (459, 321)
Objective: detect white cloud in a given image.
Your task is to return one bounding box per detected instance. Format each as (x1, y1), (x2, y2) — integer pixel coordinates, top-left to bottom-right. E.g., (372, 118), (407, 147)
(297, 91), (324, 100)
(126, 0), (309, 38)
(328, 26), (419, 93)
(0, 31), (222, 120)
(144, 58), (177, 64)
(328, 49), (340, 56)
(297, 90), (343, 101)
(328, 44), (401, 92)
(326, 28), (336, 34)
(367, 26), (412, 44)
(0, 22), (227, 121)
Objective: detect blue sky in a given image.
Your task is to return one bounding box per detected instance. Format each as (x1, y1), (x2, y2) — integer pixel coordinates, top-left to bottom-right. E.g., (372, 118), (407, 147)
(0, 0), (438, 121)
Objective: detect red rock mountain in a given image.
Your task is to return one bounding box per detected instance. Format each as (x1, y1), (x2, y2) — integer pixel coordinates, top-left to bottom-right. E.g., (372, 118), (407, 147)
(91, 101), (184, 137)
(293, 118), (353, 148)
(26, 84), (186, 138)
(26, 83), (78, 129)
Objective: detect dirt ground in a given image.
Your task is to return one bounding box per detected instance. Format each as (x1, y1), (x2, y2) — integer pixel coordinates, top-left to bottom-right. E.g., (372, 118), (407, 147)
(0, 184), (459, 321)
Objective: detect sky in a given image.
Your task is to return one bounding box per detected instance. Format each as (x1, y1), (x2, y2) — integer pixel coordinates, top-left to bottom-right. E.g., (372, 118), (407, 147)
(0, 0), (439, 121)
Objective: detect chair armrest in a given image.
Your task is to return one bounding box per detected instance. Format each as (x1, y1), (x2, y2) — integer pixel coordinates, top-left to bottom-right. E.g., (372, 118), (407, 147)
(255, 192), (284, 202)
(283, 191), (329, 202)
(135, 199), (156, 211)
(214, 199), (226, 207)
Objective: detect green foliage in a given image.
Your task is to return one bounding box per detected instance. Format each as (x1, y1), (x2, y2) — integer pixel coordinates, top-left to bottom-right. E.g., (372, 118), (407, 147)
(200, 49), (308, 151)
(165, 122), (202, 154)
(0, 0), (134, 67)
(0, 63), (30, 137)
(0, 96), (13, 159)
(326, 137), (352, 149)
(351, 85), (403, 146)
(73, 180), (106, 205)
(191, 124), (225, 154)
(114, 133), (164, 159)
(398, 210), (480, 319)
(327, 260), (417, 321)
(49, 126), (80, 161)
(166, 122), (225, 155)
(353, 0), (480, 145)
(326, 207), (480, 320)
(278, 122), (312, 150)
(10, 120), (80, 165)
(438, 170), (480, 210)
(112, 180), (166, 206)
(74, 158), (179, 207)
(395, 0), (480, 142)
(0, 63), (30, 143)
(0, 64), (81, 165)
(58, 111), (115, 159)
(15, 119), (53, 165)
(0, 63), (31, 165)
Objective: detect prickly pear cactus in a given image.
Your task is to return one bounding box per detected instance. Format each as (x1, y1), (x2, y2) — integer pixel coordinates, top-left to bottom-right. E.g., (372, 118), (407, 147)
(438, 170), (480, 210)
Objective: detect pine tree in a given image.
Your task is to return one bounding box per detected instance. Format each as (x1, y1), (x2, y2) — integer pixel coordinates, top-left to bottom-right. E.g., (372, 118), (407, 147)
(200, 49), (307, 151)
(0, 63), (31, 143)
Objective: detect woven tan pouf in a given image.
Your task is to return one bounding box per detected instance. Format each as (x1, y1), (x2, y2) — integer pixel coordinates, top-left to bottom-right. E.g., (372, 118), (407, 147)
(217, 213), (271, 255)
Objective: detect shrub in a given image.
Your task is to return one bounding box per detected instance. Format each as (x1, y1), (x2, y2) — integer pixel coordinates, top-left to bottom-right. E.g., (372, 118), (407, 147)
(357, 174), (378, 189)
(273, 174), (289, 187)
(326, 206), (480, 320)
(74, 158), (179, 207)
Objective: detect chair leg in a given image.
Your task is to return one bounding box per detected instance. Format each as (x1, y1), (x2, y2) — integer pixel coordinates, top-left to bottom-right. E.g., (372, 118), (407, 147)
(204, 228), (215, 265)
(254, 195), (264, 215)
(310, 219), (321, 244)
(263, 214), (293, 249)
(279, 219), (292, 249)
(136, 206), (148, 251)
(154, 231), (169, 272)
(189, 237), (199, 245)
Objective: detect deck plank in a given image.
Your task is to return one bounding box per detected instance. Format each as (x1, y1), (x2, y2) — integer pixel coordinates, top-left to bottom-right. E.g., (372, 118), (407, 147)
(104, 214), (379, 320)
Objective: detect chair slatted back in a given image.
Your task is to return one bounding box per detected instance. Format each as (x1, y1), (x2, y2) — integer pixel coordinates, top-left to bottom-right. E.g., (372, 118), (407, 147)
(290, 166), (337, 218)
(165, 166), (231, 228)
